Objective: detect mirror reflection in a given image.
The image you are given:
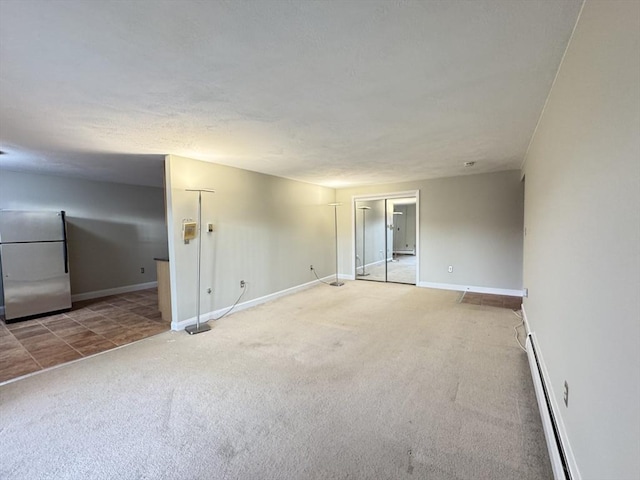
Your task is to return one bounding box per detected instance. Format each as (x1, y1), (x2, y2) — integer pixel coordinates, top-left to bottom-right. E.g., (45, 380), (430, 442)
(355, 196), (416, 285)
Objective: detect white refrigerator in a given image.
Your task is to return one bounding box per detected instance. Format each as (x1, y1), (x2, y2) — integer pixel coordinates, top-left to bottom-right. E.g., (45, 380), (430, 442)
(0, 210), (72, 321)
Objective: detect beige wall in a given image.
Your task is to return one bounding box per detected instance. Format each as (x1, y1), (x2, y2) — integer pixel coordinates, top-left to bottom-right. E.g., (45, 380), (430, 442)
(0, 170), (168, 304)
(336, 170), (524, 292)
(165, 155), (335, 328)
(522, 1), (640, 478)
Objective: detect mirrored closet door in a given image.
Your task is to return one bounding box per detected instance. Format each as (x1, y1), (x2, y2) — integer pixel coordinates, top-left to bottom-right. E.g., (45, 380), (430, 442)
(354, 195), (417, 285)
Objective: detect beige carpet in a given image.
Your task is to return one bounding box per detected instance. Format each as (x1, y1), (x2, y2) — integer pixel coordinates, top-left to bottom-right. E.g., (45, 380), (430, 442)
(0, 281), (551, 479)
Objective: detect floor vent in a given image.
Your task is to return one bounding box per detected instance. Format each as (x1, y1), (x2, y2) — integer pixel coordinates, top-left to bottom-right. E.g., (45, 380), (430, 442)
(526, 333), (572, 480)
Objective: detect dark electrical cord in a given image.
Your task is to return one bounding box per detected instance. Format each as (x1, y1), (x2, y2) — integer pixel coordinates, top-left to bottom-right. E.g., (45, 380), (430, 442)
(311, 267), (332, 285)
(207, 285), (247, 322)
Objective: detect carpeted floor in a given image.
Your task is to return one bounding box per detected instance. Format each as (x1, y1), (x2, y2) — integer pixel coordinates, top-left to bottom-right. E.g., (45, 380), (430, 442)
(0, 281), (550, 480)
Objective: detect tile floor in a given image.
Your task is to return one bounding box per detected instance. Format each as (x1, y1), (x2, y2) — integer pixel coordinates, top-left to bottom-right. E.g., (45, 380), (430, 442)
(0, 289), (169, 383)
(459, 291), (523, 310)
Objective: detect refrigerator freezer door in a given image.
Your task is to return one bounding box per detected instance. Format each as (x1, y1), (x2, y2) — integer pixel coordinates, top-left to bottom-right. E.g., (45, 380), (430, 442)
(0, 211), (64, 243)
(0, 242), (71, 320)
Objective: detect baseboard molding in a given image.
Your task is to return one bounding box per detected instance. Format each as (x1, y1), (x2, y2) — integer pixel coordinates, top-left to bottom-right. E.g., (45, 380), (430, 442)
(417, 281), (523, 297)
(172, 275), (332, 331)
(356, 258), (386, 273)
(526, 332), (581, 480)
(71, 281), (158, 302)
(521, 303), (532, 335)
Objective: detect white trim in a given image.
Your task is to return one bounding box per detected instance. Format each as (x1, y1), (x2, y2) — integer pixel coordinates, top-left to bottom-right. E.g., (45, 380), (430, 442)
(71, 281), (158, 302)
(418, 281), (523, 297)
(526, 334), (567, 480)
(353, 190), (420, 201)
(526, 333), (581, 480)
(172, 275), (332, 331)
(415, 190), (420, 285)
(521, 303), (532, 335)
(164, 156), (180, 327)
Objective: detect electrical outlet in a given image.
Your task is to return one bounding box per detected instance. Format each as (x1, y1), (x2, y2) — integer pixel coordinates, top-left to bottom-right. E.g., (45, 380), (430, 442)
(140, 267), (145, 274)
(448, 265), (453, 273)
(310, 265), (314, 271)
(240, 280), (245, 288)
(563, 381), (569, 407)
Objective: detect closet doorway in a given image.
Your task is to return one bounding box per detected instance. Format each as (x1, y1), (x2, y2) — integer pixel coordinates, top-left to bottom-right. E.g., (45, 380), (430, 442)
(353, 191), (419, 285)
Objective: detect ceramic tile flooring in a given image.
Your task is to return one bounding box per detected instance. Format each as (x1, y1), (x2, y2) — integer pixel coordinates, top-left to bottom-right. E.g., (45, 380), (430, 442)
(459, 291), (523, 310)
(0, 289), (169, 383)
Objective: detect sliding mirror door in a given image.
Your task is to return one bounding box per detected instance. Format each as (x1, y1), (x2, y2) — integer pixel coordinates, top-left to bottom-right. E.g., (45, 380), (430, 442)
(355, 199), (386, 282)
(387, 198), (417, 284)
(355, 195), (418, 285)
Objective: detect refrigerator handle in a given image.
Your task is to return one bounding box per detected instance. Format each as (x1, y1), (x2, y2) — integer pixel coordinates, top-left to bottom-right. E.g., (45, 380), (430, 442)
(61, 211), (69, 274)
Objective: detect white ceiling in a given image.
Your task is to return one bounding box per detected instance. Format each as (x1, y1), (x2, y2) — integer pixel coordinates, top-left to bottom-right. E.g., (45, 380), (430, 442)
(0, 0), (582, 188)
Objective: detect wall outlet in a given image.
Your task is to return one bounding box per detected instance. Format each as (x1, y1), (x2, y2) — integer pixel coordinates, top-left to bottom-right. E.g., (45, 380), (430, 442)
(563, 381), (569, 407)
(448, 265), (453, 273)
(240, 280), (245, 288)
(140, 267), (145, 274)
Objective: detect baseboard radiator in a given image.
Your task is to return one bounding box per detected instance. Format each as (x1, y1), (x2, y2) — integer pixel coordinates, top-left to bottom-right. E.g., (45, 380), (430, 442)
(525, 333), (572, 480)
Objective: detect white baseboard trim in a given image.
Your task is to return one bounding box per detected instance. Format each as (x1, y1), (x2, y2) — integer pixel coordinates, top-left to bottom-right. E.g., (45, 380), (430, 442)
(172, 276), (332, 331)
(526, 332), (581, 480)
(521, 303), (531, 335)
(417, 281), (523, 297)
(71, 281), (158, 302)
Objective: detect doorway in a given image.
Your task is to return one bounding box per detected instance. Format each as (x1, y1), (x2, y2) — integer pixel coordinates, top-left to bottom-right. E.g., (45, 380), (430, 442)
(353, 191), (419, 285)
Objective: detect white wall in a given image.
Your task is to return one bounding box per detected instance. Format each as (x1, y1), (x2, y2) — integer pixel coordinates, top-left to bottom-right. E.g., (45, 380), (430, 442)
(336, 170), (524, 293)
(0, 170), (168, 304)
(522, 1), (640, 478)
(164, 155), (335, 328)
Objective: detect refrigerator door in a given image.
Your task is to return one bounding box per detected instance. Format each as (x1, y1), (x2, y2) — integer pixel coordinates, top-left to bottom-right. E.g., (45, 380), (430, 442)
(0, 242), (71, 320)
(0, 211), (65, 243)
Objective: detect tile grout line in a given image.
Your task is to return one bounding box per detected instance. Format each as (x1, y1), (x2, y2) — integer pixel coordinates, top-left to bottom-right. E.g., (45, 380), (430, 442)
(1, 288), (165, 382)
(11, 330), (46, 370)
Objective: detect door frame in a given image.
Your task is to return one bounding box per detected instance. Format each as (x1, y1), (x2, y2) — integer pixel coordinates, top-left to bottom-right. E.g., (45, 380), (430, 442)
(351, 190), (420, 285)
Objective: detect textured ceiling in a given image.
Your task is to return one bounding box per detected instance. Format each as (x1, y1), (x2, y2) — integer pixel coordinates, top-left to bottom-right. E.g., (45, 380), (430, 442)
(0, 0), (582, 188)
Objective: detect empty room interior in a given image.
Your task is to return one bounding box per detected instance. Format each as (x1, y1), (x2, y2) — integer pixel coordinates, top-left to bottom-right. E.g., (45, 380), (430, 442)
(0, 1), (638, 479)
